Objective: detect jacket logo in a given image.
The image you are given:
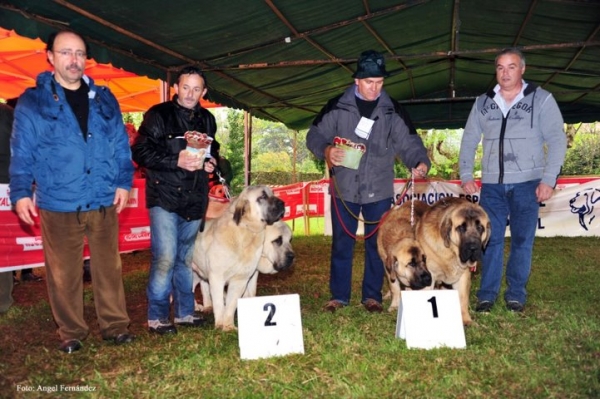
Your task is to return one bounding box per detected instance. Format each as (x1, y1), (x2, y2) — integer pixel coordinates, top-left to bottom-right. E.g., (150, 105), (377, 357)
(512, 101), (532, 113)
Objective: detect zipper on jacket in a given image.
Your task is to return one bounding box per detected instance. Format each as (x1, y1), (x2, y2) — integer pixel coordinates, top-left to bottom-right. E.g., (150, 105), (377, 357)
(498, 112), (508, 184)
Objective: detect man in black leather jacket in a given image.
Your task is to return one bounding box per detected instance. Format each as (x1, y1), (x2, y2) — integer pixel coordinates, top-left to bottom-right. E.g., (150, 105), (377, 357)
(132, 66), (217, 335)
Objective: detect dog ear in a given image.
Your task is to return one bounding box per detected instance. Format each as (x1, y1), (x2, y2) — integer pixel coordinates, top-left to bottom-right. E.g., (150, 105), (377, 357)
(233, 199), (248, 225)
(386, 255), (397, 283)
(441, 214), (453, 248)
(482, 219), (492, 249)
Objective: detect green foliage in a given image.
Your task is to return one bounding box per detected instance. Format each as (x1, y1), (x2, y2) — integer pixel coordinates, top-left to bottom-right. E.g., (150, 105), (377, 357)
(192, 111), (597, 189)
(122, 112), (144, 128)
(224, 109), (245, 195)
(562, 130), (600, 175)
(254, 151), (291, 172)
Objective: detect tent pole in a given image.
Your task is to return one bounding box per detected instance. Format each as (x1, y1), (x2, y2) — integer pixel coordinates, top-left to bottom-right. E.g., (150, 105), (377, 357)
(244, 110), (252, 186)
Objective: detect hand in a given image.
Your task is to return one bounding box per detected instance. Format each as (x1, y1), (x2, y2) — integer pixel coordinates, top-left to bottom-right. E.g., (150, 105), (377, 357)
(177, 150), (204, 171)
(15, 197), (37, 225)
(325, 145), (345, 167)
(204, 158), (217, 173)
(113, 188), (130, 214)
(411, 163), (428, 179)
(462, 181), (480, 195)
(536, 182), (554, 203)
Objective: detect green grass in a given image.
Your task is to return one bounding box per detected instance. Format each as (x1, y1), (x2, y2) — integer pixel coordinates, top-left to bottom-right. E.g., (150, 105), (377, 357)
(1, 235), (599, 398)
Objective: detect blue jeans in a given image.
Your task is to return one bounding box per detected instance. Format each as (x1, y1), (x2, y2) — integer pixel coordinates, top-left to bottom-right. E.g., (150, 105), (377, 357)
(330, 196), (392, 304)
(147, 206), (201, 321)
(477, 180), (540, 305)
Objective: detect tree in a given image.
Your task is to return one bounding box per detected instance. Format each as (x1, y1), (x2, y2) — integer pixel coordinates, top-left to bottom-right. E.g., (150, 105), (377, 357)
(562, 128), (600, 176)
(224, 109), (245, 195)
(122, 112), (143, 128)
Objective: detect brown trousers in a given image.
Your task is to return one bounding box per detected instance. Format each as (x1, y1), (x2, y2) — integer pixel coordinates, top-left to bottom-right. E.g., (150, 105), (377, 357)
(40, 206), (130, 341)
(0, 270), (13, 313)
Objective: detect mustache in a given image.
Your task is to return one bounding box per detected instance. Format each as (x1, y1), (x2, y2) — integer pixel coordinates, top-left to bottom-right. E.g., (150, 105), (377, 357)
(66, 63), (83, 71)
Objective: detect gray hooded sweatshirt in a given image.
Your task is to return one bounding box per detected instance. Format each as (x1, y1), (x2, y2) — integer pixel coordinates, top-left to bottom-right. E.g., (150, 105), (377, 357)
(459, 83), (567, 188)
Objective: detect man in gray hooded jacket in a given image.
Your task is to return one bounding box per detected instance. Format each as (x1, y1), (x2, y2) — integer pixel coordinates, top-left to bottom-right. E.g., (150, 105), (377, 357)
(307, 50), (430, 313)
(459, 47), (567, 313)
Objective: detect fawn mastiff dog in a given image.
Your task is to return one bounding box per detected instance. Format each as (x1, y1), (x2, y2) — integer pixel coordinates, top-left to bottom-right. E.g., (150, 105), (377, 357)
(377, 200), (432, 311)
(193, 220), (295, 309)
(416, 197), (490, 326)
(244, 220), (295, 298)
(192, 185), (285, 331)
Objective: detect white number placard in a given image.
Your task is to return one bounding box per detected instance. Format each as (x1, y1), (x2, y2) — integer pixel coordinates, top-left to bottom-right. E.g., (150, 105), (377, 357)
(396, 290), (466, 349)
(237, 294), (305, 360)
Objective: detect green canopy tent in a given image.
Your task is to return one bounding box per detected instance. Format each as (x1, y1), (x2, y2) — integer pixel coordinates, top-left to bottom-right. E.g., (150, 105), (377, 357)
(1, 0), (598, 130)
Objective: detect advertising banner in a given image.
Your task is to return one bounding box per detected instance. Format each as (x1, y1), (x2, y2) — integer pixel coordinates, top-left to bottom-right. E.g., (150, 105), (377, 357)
(1, 177), (598, 271)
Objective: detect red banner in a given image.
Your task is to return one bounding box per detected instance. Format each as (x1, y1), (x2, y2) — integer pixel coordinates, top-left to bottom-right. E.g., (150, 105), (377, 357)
(3, 177), (597, 271)
(0, 180), (152, 271)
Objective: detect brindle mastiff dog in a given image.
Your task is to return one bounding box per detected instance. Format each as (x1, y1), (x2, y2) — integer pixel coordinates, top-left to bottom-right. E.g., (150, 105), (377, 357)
(377, 200), (432, 312)
(416, 197), (490, 326)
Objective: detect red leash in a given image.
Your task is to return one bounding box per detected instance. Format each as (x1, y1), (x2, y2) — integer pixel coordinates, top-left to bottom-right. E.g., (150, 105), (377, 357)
(330, 174), (413, 241)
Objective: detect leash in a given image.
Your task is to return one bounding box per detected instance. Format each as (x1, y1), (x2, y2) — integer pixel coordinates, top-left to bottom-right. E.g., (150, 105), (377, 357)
(330, 169), (416, 241)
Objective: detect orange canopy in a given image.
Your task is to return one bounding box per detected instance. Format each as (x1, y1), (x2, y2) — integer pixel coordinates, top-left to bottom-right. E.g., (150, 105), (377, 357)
(0, 28), (218, 112)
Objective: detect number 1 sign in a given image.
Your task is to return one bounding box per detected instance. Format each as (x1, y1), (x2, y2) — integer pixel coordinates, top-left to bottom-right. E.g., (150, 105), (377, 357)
(237, 294), (305, 360)
(396, 290), (466, 349)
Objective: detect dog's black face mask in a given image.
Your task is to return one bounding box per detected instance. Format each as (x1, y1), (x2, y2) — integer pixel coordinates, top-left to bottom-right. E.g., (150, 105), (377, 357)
(259, 192), (285, 225)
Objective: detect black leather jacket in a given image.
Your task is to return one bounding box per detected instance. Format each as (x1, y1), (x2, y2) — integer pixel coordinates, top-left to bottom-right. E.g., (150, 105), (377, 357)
(132, 97), (217, 220)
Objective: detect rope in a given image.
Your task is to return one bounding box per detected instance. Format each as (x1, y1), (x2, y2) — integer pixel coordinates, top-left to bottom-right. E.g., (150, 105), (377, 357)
(330, 169), (415, 241)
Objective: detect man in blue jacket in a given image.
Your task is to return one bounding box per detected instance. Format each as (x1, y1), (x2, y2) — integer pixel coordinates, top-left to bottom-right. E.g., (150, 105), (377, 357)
(459, 48), (567, 313)
(307, 50), (430, 313)
(10, 29), (135, 353)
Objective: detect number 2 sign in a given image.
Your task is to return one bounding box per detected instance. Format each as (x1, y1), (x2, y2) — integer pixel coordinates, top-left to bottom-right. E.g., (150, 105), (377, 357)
(237, 294), (305, 360)
(396, 290), (466, 349)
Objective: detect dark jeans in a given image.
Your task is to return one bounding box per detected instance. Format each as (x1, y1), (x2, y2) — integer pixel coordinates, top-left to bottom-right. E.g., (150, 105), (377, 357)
(477, 180), (540, 305)
(329, 196), (392, 304)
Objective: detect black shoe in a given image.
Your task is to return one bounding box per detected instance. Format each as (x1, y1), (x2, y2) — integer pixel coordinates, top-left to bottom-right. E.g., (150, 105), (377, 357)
(59, 339), (82, 354)
(475, 300), (494, 313)
(21, 272), (44, 282)
(104, 333), (136, 345)
(148, 320), (177, 335)
(83, 260), (92, 282)
(506, 301), (524, 313)
(174, 314), (206, 327)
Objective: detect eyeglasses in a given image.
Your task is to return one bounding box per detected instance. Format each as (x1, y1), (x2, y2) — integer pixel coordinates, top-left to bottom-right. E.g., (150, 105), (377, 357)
(53, 49), (87, 59)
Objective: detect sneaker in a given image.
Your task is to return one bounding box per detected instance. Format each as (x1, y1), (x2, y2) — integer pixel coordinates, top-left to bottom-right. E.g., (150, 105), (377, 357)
(174, 314), (206, 327)
(103, 333), (136, 345)
(148, 319), (177, 335)
(506, 300), (524, 313)
(322, 299), (345, 312)
(21, 272), (44, 282)
(475, 300), (494, 313)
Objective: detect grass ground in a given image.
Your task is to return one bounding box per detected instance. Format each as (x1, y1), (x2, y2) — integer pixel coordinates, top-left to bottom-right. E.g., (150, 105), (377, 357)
(1, 220), (599, 398)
